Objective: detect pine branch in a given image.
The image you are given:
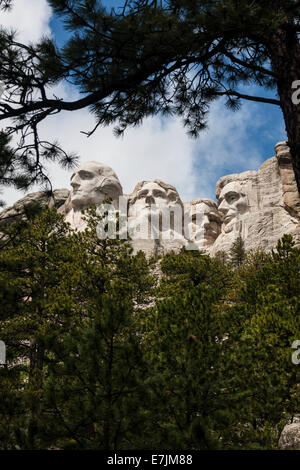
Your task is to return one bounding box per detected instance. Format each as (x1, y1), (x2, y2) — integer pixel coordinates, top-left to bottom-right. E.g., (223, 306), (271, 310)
(223, 51), (276, 78)
(214, 89), (281, 106)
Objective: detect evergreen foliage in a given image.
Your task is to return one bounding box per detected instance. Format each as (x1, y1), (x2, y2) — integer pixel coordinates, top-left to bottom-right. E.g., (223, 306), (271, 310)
(142, 250), (234, 449)
(229, 235), (246, 267)
(222, 236), (300, 448)
(0, 208), (299, 449)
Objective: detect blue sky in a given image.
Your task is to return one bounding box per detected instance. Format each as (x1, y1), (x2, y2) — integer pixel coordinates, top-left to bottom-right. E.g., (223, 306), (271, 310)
(1, 0), (287, 206)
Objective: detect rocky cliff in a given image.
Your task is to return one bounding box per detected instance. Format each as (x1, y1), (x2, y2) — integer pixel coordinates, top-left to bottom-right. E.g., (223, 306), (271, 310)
(0, 189), (69, 227)
(1, 142), (299, 256)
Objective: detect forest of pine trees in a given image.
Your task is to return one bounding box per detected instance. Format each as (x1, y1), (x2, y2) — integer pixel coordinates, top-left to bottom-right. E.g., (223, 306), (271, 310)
(0, 206), (299, 450)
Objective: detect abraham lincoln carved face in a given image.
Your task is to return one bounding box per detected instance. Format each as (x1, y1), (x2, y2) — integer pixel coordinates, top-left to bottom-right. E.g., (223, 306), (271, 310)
(218, 181), (250, 226)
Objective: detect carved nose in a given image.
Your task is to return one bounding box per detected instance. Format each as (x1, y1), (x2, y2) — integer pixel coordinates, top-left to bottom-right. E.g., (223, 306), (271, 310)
(71, 175), (80, 189)
(145, 195), (155, 205)
(71, 181), (80, 189)
(218, 200), (228, 214)
(203, 215), (210, 228)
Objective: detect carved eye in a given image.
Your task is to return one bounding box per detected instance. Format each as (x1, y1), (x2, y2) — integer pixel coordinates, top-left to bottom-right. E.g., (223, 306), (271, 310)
(208, 214), (219, 223)
(137, 190), (148, 199)
(226, 192), (239, 204)
(79, 171), (94, 180)
(153, 190), (166, 198)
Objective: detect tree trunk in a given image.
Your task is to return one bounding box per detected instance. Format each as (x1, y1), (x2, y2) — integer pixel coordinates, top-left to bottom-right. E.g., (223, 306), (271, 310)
(29, 340), (44, 380)
(268, 25), (300, 194)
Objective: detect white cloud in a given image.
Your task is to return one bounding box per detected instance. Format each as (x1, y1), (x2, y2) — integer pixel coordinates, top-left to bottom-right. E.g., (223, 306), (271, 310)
(3, 86), (286, 206)
(193, 99), (286, 200)
(37, 86), (284, 203)
(0, 0), (52, 43)
(38, 99), (199, 201)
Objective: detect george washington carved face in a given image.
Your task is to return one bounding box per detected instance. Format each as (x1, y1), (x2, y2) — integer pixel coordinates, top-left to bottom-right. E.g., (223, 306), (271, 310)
(70, 161), (122, 209)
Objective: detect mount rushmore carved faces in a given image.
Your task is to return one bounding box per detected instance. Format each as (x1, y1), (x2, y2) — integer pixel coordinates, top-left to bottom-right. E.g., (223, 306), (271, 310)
(70, 161), (123, 209)
(218, 181), (250, 228)
(185, 199), (222, 248)
(51, 141), (299, 252)
(209, 176), (256, 255)
(59, 161), (123, 231)
(128, 180), (183, 239)
(129, 180), (180, 214)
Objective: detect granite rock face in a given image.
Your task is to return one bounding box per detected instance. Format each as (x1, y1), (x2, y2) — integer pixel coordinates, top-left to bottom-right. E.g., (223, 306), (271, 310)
(279, 419), (300, 450)
(183, 198), (222, 251)
(127, 179), (186, 255)
(1, 141), (300, 256)
(0, 189), (69, 227)
(58, 161), (123, 232)
(210, 142), (300, 256)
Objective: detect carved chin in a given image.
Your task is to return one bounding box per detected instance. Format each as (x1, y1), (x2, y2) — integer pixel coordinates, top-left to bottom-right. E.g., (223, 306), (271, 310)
(193, 228), (218, 242)
(205, 232), (219, 242)
(71, 195), (89, 208)
(71, 192), (105, 208)
(198, 236), (218, 247)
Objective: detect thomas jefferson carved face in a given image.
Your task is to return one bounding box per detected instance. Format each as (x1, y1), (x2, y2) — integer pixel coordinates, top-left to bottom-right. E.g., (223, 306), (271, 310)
(70, 161), (122, 209)
(128, 181), (178, 217)
(186, 200), (221, 247)
(218, 181), (249, 225)
(128, 180), (183, 238)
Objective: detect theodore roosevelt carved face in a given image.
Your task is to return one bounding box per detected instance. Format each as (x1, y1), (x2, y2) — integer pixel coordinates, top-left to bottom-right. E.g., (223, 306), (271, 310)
(185, 199), (222, 248)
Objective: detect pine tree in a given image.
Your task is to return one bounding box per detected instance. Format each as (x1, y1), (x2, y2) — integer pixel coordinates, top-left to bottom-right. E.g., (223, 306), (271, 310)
(0, 207), (78, 449)
(230, 236), (246, 267)
(36, 207), (155, 450)
(0, 199), (299, 450)
(1, 1), (300, 193)
(223, 236), (300, 448)
(0, 1), (12, 11)
(214, 250), (228, 266)
(141, 250), (236, 449)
